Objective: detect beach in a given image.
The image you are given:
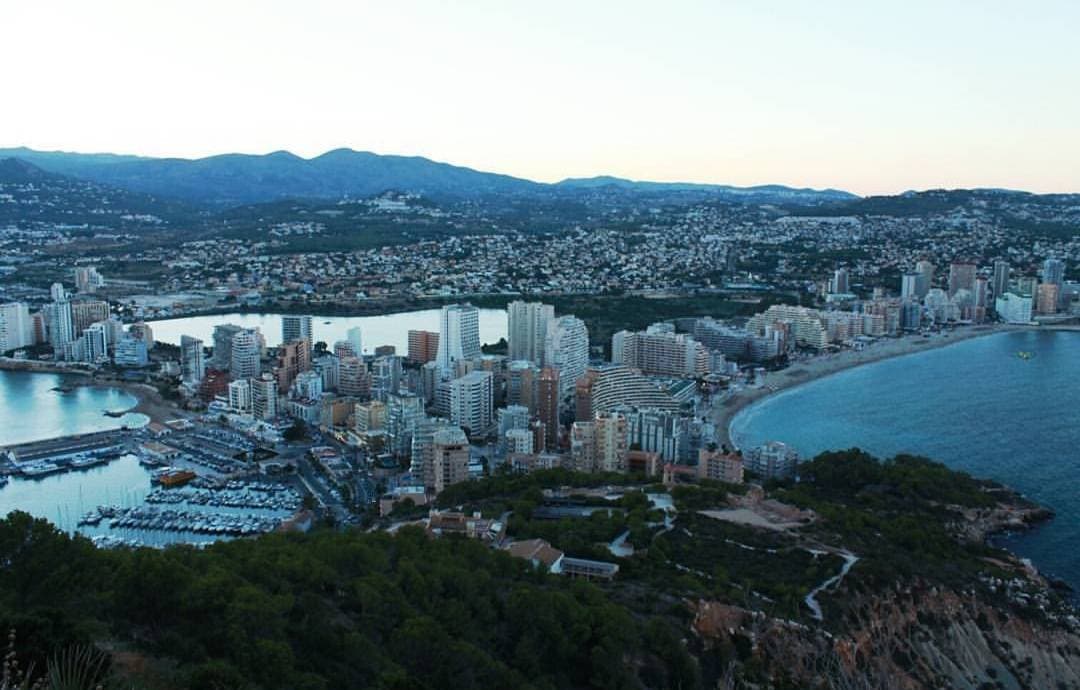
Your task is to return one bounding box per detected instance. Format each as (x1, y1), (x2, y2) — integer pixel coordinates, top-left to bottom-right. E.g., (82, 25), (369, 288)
(78, 379), (184, 425)
(714, 324), (1024, 450)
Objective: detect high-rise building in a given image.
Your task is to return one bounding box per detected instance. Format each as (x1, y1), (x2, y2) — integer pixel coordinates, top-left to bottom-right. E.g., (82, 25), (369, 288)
(435, 304), (480, 375)
(291, 370), (324, 400)
(180, 335), (206, 385)
(70, 300), (109, 333)
(425, 426), (470, 494)
(275, 339), (311, 391)
(625, 408), (693, 463)
(498, 404), (531, 454)
(314, 353), (340, 392)
(572, 412), (629, 473)
(948, 262), (977, 297)
(995, 293), (1033, 324)
(45, 284), (75, 357)
(281, 315), (313, 349)
(504, 428), (534, 456)
(900, 273), (919, 300)
(347, 327), (364, 357)
(537, 367), (561, 450)
(829, 268), (849, 294)
(354, 400), (387, 433)
(0, 302), (33, 353)
(74, 323), (109, 364)
(543, 315), (589, 402)
(693, 317), (782, 363)
(1043, 258), (1066, 288)
(992, 260), (1010, 299)
(212, 324), (244, 369)
(745, 442), (799, 479)
(1036, 283), (1060, 315)
(507, 301), (554, 364)
(113, 334), (148, 367)
(371, 355), (402, 401)
(698, 448), (744, 484)
(251, 374), (279, 420)
(73, 266), (104, 293)
(127, 322), (154, 350)
(333, 340), (357, 359)
(407, 330), (440, 364)
(611, 326), (709, 378)
(387, 393), (426, 459)
(1043, 258), (1066, 308)
(915, 260), (935, 298)
(900, 301), (922, 331)
(228, 379), (252, 413)
(338, 356), (370, 397)
(449, 370), (494, 435)
(973, 276), (990, 310)
(507, 360), (539, 413)
(230, 329), (261, 379)
(575, 365), (679, 420)
(747, 305), (828, 350)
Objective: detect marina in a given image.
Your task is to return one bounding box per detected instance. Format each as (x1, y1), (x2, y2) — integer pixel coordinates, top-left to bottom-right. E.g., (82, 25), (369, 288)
(1, 444), (304, 548)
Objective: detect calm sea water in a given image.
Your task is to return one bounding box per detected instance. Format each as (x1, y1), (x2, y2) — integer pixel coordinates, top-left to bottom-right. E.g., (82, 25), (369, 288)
(0, 454), (285, 546)
(730, 330), (1080, 590)
(148, 308), (508, 353)
(0, 370), (148, 447)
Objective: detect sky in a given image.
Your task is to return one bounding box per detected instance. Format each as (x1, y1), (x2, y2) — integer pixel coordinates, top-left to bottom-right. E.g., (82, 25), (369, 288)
(3, 1), (1079, 195)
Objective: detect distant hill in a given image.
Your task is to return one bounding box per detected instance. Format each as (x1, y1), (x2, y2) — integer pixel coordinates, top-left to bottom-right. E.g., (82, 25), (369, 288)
(0, 157), (52, 183)
(788, 188), (1080, 217)
(556, 175), (858, 203)
(0, 157), (196, 228)
(0, 147), (543, 207)
(0, 147), (860, 207)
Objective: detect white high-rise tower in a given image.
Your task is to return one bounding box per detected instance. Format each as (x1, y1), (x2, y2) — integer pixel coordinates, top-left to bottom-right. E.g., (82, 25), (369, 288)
(544, 315), (589, 402)
(435, 304), (480, 375)
(507, 300), (554, 364)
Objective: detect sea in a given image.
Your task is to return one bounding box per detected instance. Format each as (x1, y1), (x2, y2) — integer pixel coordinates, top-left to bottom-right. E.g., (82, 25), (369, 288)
(730, 330), (1080, 593)
(0, 370), (148, 446)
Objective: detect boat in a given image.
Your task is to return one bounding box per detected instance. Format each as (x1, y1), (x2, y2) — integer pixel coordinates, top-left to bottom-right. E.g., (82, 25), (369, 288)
(20, 461), (63, 477)
(78, 510), (103, 526)
(157, 469), (197, 488)
(1017, 351), (1035, 360)
(70, 455), (109, 469)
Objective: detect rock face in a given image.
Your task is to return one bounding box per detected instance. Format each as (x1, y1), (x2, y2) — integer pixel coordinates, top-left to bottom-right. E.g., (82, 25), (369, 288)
(692, 584), (1080, 689)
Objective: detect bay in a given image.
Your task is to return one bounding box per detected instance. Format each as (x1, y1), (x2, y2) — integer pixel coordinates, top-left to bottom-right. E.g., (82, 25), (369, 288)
(0, 370), (148, 447)
(730, 330), (1080, 590)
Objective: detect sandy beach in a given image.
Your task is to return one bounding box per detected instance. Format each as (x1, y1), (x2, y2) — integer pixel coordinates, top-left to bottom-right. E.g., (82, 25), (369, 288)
(714, 324), (1027, 450)
(79, 379), (186, 425)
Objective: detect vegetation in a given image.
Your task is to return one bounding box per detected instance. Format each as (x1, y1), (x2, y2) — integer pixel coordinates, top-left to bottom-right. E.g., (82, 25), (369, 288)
(283, 420), (308, 443)
(0, 452), (1059, 689)
(0, 512), (697, 690)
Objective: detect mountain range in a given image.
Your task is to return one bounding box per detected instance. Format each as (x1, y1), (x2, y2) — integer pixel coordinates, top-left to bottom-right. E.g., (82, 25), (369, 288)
(0, 146), (858, 207)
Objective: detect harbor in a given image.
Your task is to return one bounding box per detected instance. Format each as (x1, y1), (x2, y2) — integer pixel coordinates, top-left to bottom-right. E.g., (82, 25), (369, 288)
(1, 424), (307, 549)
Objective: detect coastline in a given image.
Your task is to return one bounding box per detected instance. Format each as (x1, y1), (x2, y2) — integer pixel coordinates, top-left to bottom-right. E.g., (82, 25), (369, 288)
(716, 324), (1029, 450)
(76, 379), (182, 426)
(0, 362), (181, 426)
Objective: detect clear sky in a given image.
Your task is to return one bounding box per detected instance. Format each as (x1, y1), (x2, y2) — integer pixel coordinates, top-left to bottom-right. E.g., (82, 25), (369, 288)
(3, 1), (1079, 195)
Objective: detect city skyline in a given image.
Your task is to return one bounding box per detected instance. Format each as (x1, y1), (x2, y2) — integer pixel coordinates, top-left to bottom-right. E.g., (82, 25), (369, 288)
(4, 1), (1080, 195)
